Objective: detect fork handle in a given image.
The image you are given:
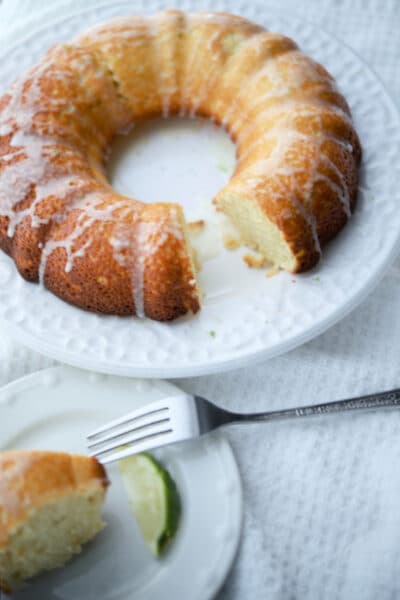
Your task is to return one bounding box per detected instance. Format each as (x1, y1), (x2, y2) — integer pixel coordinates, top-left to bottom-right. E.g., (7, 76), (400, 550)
(228, 388), (400, 424)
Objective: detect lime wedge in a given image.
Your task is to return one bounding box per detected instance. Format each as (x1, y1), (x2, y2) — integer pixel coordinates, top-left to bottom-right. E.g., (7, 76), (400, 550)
(119, 453), (181, 556)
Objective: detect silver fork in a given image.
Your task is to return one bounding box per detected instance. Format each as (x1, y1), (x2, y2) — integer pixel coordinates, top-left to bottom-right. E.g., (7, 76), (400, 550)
(87, 388), (400, 464)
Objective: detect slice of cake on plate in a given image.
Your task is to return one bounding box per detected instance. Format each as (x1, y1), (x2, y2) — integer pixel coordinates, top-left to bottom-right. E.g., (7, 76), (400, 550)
(0, 450), (108, 592)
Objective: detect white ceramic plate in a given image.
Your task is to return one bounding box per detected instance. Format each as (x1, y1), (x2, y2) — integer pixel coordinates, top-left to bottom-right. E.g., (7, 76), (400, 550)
(0, 366), (242, 600)
(0, 0), (400, 377)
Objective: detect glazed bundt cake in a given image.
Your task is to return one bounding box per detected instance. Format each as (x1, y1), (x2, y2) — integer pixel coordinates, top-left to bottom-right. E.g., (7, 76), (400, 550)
(0, 450), (108, 591)
(0, 10), (361, 321)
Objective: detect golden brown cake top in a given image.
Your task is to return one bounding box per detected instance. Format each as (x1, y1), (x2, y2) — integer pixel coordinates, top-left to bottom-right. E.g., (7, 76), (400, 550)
(0, 9), (360, 319)
(0, 450), (108, 549)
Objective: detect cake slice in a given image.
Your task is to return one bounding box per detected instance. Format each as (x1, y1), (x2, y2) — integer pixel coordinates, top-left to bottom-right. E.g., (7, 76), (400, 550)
(0, 450), (109, 592)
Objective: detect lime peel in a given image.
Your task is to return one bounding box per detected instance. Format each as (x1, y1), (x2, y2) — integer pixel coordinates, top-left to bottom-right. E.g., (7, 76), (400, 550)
(119, 452), (181, 556)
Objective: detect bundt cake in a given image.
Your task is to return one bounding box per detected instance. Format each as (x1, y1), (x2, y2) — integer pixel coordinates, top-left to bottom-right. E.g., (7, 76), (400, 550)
(0, 10), (361, 321)
(0, 450), (108, 591)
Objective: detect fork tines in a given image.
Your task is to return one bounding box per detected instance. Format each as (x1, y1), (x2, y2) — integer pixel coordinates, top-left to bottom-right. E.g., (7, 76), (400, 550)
(86, 395), (196, 464)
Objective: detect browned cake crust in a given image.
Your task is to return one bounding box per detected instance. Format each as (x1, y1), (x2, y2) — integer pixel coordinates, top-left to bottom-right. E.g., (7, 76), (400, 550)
(0, 450), (109, 593)
(0, 450), (108, 551)
(0, 10), (360, 319)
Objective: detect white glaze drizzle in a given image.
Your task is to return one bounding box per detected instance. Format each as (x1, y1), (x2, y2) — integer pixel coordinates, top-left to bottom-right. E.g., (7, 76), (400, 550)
(238, 103), (348, 157)
(147, 13), (178, 119)
(233, 123), (350, 255)
(244, 170), (321, 256)
(0, 56), (126, 285)
(0, 454), (38, 516)
(0, 60), (72, 235)
(131, 219), (176, 318)
(221, 40), (344, 134)
(0, 11), (358, 312)
(38, 195), (131, 283)
(238, 124), (352, 229)
(81, 13), (354, 277)
(219, 36), (293, 128)
(188, 27), (241, 118)
(180, 14), (204, 117)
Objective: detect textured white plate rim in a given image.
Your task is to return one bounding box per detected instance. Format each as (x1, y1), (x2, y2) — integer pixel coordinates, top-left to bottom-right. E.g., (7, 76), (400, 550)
(0, 0), (399, 378)
(3, 244), (400, 380)
(0, 365), (243, 600)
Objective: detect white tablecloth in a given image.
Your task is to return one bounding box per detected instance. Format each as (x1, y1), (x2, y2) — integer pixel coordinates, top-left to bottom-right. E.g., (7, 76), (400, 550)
(1, 1), (400, 598)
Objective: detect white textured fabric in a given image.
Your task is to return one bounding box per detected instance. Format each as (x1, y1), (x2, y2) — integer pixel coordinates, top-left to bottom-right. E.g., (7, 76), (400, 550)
(1, 1), (400, 598)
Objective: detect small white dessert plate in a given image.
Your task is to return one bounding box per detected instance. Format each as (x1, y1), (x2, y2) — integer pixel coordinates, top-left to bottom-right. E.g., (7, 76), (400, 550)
(0, 0), (400, 377)
(0, 366), (242, 600)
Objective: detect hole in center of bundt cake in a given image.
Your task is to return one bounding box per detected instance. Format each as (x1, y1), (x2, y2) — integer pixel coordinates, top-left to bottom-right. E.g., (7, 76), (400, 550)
(106, 116), (236, 219)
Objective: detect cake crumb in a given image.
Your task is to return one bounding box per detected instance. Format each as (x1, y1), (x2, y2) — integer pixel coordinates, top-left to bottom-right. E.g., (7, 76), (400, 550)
(265, 265), (280, 278)
(223, 234), (240, 250)
(187, 219), (205, 234)
(243, 253), (268, 269)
